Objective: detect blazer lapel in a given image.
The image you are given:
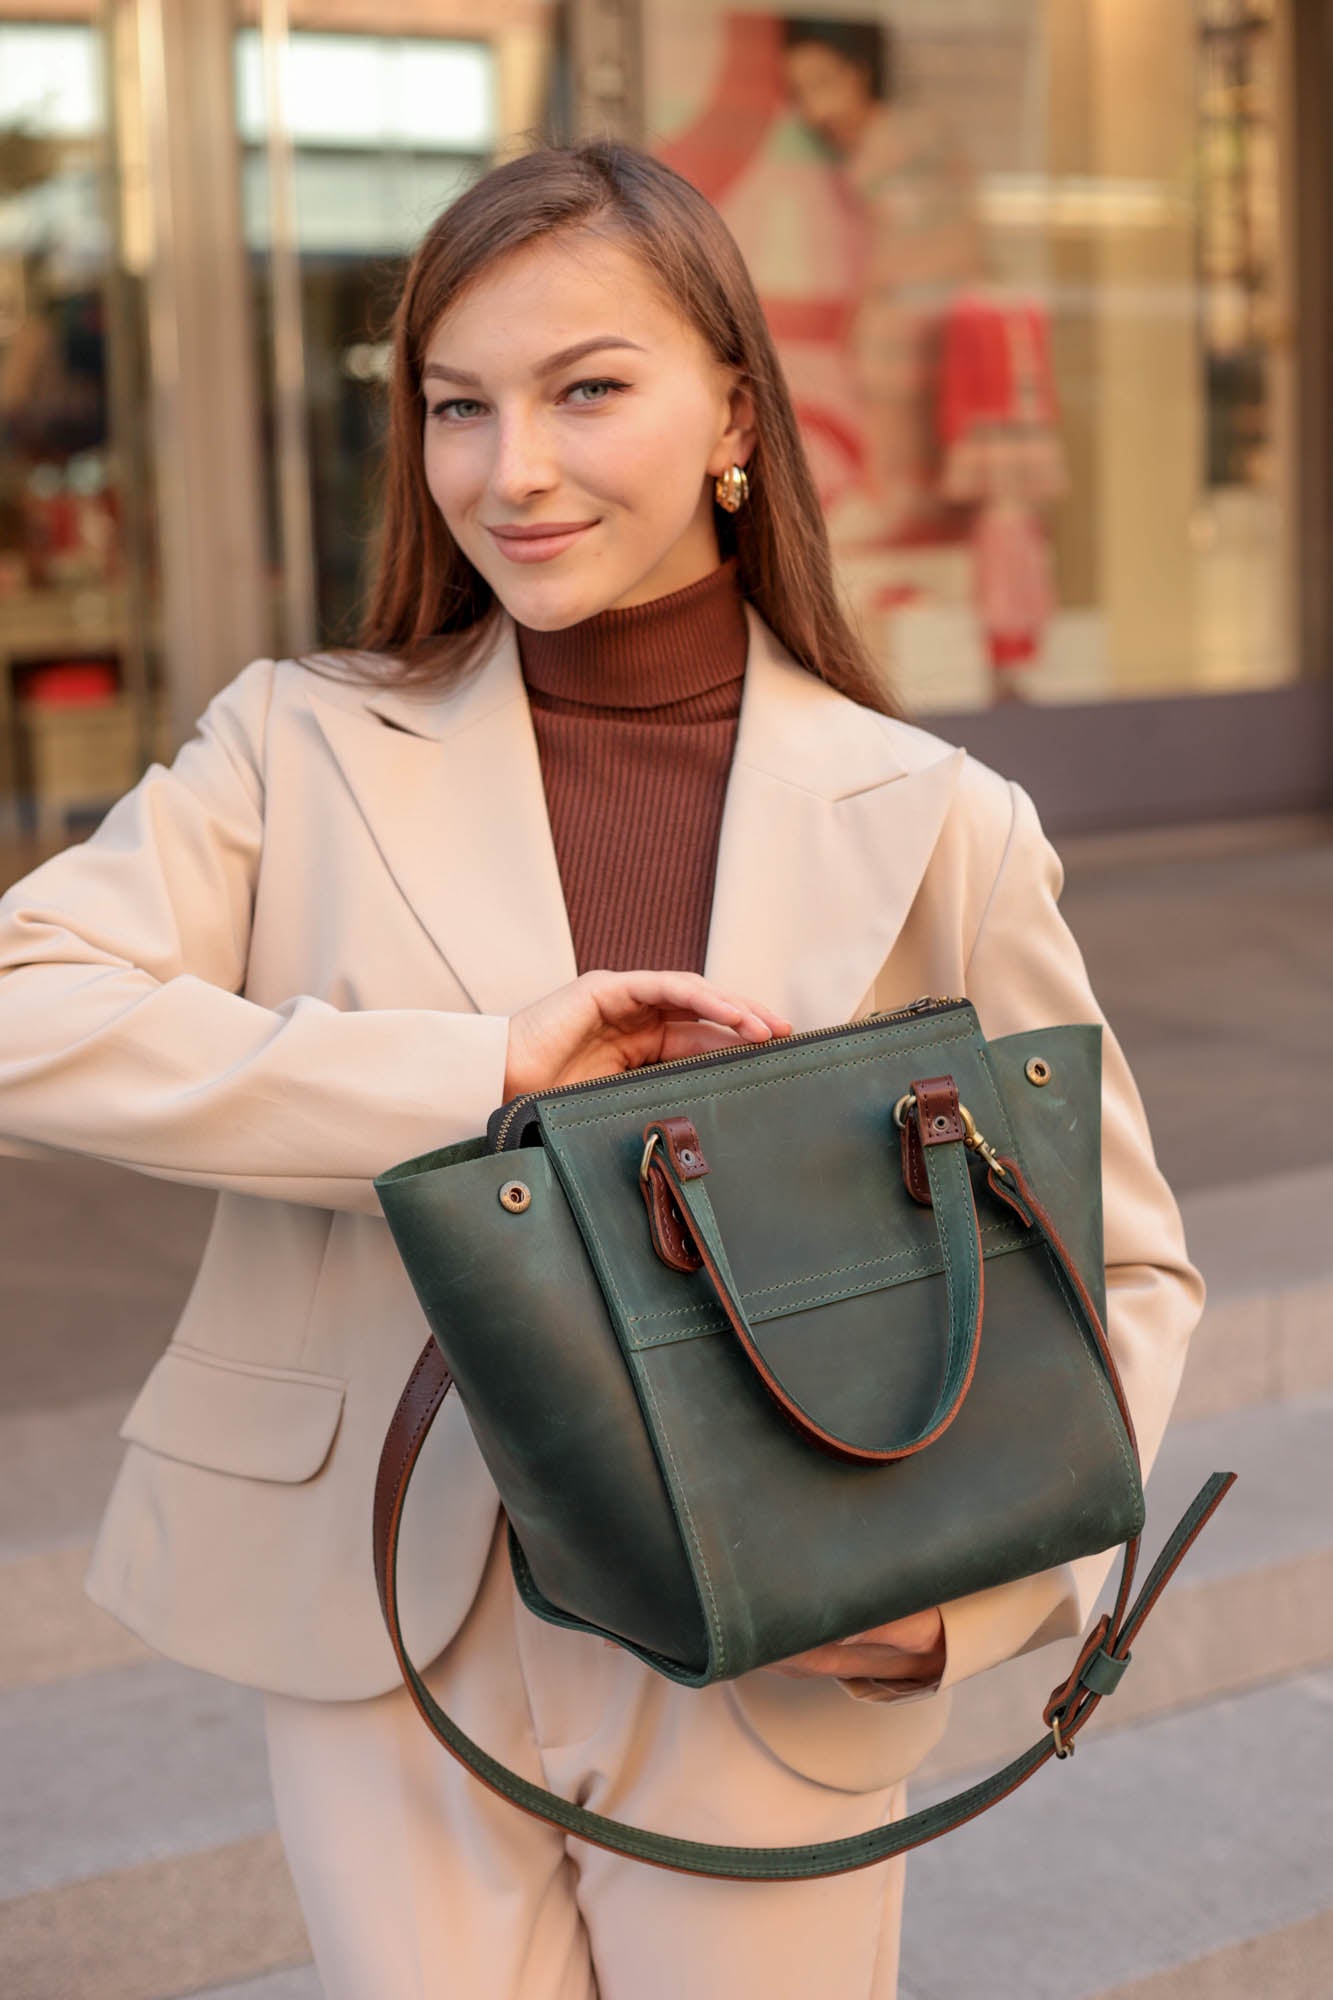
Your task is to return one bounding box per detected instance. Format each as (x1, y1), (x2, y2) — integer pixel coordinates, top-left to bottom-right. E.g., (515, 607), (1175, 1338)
(305, 603), (962, 1029)
(702, 606), (963, 1027)
(306, 621), (578, 1017)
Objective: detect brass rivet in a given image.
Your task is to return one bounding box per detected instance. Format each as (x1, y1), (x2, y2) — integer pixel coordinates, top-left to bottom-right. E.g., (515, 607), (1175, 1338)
(498, 1180), (531, 1213)
(1025, 1057), (1052, 1087)
(932, 1114), (949, 1132)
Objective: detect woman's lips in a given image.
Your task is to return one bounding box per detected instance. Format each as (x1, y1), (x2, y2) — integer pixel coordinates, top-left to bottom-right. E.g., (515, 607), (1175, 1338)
(487, 522), (596, 563)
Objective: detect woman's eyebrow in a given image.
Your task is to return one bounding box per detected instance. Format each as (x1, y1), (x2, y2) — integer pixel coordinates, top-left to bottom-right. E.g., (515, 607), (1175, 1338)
(422, 336), (648, 388)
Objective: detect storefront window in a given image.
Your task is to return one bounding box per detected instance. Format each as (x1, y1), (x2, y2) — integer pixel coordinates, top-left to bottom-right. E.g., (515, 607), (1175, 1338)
(0, 12), (158, 850)
(644, 0), (1295, 711)
(0, 0), (1310, 863)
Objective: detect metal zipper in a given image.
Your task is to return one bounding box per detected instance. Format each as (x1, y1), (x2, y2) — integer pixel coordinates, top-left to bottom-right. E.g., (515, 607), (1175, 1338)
(489, 993), (968, 1151)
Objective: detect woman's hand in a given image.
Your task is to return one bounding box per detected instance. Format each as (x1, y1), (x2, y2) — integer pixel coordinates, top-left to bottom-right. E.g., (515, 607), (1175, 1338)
(503, 969), (793, 1099)
(764, 1608), (946, 1687)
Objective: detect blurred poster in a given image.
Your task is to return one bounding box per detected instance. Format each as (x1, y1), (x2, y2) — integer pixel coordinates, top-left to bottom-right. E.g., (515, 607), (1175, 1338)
(645, 5), (1067, 707)
(650, 18), (978, 540)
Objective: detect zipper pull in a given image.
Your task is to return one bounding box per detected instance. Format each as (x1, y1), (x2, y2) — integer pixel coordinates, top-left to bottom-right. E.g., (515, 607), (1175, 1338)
(870, 994), (965, 1021)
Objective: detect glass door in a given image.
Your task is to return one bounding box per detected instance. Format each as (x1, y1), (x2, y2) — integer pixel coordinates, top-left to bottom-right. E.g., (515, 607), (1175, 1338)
(234, 0), (567, 654)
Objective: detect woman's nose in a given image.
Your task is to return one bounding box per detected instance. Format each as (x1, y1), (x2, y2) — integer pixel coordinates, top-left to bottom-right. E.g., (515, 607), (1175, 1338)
(488, 415), (557, 505)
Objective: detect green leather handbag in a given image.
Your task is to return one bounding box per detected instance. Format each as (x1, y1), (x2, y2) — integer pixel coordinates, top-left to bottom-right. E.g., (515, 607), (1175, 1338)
(372, 996), (1233, 1879)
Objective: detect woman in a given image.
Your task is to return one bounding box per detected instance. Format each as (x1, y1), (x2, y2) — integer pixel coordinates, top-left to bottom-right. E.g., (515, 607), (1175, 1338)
(0, 142), (1202, 1999)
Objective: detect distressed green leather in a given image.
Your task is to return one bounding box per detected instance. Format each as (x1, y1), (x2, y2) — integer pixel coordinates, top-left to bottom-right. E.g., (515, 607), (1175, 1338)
(372, 999), (1235, 1878)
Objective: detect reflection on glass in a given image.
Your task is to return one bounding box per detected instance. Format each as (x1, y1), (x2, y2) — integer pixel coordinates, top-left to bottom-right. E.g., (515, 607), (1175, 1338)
(236, 27), (499, 646)
(646, 2), (1294, 711)
(234, 32), (493, 155)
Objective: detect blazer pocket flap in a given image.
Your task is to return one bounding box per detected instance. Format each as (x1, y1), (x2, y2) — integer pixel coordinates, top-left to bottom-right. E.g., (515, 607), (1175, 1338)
(119, 1345), (347, 1482)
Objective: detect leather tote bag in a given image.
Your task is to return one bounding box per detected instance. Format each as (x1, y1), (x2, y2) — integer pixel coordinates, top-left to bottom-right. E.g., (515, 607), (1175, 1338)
(372, 996), (1233, 1879)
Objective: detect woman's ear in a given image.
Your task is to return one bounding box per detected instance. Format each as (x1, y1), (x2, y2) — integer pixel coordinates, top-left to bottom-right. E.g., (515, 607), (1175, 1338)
(710, 376), (758, 474)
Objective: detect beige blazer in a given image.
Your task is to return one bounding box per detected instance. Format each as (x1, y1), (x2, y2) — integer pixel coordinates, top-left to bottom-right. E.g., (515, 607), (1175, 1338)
(0, 604), (1204, 1787)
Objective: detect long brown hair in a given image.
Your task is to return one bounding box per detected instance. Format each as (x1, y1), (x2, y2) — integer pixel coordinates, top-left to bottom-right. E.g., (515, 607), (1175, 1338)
(352, 139), (899, 717)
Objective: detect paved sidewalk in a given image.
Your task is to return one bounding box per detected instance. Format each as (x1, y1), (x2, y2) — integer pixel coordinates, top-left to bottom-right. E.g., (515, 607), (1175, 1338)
(1056, 812), (1333, 1195)
(1, 813), (1330, 1998)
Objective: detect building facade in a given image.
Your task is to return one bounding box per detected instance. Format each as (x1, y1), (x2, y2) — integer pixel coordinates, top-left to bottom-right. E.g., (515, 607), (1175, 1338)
(0, 0), (1328, 842)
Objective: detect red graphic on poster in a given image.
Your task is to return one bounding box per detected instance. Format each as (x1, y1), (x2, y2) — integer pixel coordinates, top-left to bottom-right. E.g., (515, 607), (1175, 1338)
(938, 289), (1068, 691)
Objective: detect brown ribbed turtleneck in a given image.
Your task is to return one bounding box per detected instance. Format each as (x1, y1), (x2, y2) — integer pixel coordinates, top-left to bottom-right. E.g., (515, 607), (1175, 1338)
(516, 557), (748, 975)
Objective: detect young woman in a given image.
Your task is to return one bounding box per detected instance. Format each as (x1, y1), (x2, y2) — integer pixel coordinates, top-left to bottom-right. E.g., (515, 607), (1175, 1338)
(0, 142), (1203, 1999)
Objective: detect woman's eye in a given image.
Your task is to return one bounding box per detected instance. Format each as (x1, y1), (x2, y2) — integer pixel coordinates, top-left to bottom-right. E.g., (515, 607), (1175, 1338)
(428, 397), (485, 422)
(563, 378), (627, 406)
(426, 379), (628, 423)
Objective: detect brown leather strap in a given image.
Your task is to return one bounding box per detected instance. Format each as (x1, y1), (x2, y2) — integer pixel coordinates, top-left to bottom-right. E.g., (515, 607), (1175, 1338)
(371, 1336), (455, 1636)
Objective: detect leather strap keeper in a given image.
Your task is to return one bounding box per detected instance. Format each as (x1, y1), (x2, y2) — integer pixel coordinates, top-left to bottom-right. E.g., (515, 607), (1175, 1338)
(901, 1074), (964, 1204)
(1080, 1646), (1132, 1697)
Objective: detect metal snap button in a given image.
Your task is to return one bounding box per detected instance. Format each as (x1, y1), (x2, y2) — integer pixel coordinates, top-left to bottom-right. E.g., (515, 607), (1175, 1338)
(1025, 1056), (1052, 1087)
(498, 1180), (531, 1213)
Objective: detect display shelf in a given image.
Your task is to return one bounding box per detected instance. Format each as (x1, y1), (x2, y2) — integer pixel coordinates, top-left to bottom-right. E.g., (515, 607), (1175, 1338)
(0, 584), (160, 837)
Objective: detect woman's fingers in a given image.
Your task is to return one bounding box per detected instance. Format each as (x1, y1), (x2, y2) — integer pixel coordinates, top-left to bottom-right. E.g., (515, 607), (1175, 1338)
(843, 1610), (945, 1654)
(505, 971), (794, 1100)
(764, 1609), (946, 1680)
(596, 970), (793, 1040)
(766, 1645), (937, 1681)
(654, 1020), (757, 1061)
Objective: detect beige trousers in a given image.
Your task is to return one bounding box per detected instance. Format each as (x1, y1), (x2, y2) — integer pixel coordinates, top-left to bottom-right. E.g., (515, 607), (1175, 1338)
(263, 1521), (913, 2000)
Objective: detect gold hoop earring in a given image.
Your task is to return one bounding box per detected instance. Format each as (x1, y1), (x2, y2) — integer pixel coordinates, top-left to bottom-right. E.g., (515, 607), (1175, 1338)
(714, 463), (750, 513)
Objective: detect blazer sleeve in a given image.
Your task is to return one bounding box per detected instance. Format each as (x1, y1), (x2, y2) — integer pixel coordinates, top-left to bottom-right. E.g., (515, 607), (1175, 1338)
(845, 776), (1205, 1705)
(0, 658), (512, 1214)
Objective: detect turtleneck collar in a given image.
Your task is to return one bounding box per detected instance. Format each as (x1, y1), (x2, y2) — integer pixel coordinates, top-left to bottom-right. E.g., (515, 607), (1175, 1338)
(516, 556), (748, 711)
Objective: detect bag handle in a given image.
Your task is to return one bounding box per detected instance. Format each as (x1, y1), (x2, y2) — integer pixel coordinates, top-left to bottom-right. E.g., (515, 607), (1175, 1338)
(372, 1115), (1235, 1881)
(637, 1075), (984, 1462)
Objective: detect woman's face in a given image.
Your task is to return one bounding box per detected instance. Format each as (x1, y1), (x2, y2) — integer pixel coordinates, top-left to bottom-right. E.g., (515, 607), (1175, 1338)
(421, 231), (755, 630)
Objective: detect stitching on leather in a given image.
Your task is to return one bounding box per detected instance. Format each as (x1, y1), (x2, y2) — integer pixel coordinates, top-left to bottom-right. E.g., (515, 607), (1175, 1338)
(628, 1244), (1031, 1347)
(933, 1143), (960, 1418)
(960, 1153), (980, 1382)
(936, 1145), (978, 1436)
(379, 1347), (449, 1608)
(625, 1221), (1022, 1333)
(974, 1041), (1021, 1159)
(947, 1147), (976, 1413)
(547, 1022), (978, 1131)
(392, 1351), (443, 1483)
(651, 1173), (701, 1270)
(904, 1122), (931, 1203)
(1040, 1243), (1138, 1496)
(709, 1136), (987, 1460)
(537, 1142), (727, 1676)
(634, 1354), (726, 1677)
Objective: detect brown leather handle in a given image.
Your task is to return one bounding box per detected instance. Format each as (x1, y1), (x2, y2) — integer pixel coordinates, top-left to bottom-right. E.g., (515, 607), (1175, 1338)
(638, 1093), (986, 1465)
